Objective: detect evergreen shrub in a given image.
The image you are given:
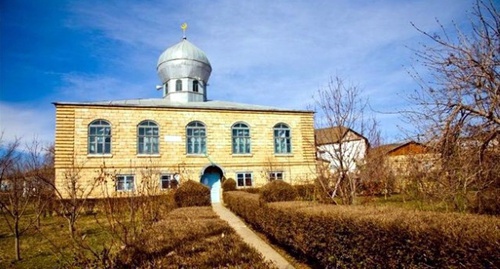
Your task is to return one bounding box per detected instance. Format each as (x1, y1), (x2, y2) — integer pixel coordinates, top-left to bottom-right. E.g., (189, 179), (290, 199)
(174, 180), (210, 207)
(224, 191), (500, 268)
(222, 178), (236, 192)
(260, 180), (297, 202)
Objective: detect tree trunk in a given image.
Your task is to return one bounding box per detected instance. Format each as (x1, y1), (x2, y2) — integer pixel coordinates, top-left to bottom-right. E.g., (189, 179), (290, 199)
(14, 217), (21, 261)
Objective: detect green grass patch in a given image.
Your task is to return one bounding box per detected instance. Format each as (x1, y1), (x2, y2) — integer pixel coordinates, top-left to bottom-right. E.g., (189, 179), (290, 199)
(0, 213), (114, 269)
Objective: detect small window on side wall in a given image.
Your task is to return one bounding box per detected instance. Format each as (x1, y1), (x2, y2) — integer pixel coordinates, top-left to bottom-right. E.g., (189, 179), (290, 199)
(236, 172), (252, 187)
(160, 174), (179, 189)
(268, 171), (283, 181)
(116, 175), (134, 191)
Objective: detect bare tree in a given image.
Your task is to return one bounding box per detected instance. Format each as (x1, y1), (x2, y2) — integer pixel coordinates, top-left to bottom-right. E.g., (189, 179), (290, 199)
(52, 159), (103, 239)
(0, 137), (41, 260)
(406, 0), (500, 211)
(313, 76), (373, 205)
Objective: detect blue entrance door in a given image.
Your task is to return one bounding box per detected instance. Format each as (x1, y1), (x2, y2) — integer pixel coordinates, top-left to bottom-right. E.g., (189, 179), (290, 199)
(201, 172), (221, 203)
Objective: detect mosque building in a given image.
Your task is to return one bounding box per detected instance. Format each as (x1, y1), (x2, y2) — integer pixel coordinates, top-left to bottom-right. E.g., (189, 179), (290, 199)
(53, 26), (317, 202)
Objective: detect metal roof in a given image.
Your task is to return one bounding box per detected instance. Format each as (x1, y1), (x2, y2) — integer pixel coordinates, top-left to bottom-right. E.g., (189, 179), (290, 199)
(53, 98), (313, 113)
(157, 38), (212, 84)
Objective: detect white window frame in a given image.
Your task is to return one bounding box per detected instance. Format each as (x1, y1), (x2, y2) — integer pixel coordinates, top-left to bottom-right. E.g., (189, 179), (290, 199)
(269, 171), (284, 181)
(236, 172), (253, 188)
(116, 175), (134, 192)
(160, 173), (178, 190)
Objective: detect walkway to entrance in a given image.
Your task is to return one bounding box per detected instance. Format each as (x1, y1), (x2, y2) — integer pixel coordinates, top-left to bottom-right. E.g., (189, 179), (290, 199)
(212, 203), (294, 269)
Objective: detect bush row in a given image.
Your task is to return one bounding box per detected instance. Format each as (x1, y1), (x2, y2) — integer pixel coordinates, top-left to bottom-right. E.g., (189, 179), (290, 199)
(223, 191), (500, 268)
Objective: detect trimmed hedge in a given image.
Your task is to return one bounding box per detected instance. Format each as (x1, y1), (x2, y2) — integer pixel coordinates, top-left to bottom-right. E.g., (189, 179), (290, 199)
(174, 180), (210, 207)
(239, 187), (261, 194)
(222, 178), (237, 192)
(293, 184), (317, 201)
(224, 191), (500, 268)
(260, 180), (297, 202)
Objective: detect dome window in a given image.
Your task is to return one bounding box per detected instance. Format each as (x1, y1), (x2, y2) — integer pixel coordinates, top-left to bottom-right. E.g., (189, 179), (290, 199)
(176, 80), (182, 92)
(193, 80), (199, 92)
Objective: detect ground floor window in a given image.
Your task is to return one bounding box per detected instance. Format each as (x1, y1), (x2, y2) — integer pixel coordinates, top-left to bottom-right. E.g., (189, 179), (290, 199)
(236, 172), (252, 187)
(160, 174), (178, 189)
(268, 171), (283, 181)
(116, 175), (134, 191)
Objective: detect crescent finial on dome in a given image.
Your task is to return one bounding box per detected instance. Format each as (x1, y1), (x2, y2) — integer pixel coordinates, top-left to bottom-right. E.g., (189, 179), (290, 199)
(181, 22), (188, 39)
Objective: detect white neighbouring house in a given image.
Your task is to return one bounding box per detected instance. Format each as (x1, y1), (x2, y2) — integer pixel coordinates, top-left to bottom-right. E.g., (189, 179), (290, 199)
(315, 126), (369, 174)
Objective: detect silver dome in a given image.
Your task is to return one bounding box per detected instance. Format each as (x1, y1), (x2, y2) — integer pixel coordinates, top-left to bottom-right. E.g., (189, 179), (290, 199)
(157, 38), (212, 83)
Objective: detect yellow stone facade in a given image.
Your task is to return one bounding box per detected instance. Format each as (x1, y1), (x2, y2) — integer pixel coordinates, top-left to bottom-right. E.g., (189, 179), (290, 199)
(54, 103), (317, 198)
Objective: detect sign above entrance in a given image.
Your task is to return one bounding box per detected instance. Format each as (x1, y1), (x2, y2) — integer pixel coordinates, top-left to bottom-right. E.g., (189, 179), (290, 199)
(164, 135), (182, 142)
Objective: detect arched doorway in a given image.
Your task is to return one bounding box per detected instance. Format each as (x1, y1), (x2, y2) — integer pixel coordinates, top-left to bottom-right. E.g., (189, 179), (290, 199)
(200, 165), (223, 203)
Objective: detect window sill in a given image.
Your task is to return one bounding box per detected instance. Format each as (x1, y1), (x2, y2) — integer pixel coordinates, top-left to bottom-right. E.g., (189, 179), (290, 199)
(274, 153), (293, 157)
(186, 154), (207, 158)
(137, 154), (161, 158)
(87, 154), (113, 158)
(232, 153), (253, 157)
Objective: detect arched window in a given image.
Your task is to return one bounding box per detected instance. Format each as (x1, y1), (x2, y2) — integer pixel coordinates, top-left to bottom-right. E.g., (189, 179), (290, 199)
(164, 83), (168, 94)
(273, 123), (291, 154)
(186, 121), (206, 154)
(88, 119), (111, 154)
(137, 120), (159, 154)
(176, 79), (182, 91)
(193, 80), (199, 92)
(232, 122), (251, 154)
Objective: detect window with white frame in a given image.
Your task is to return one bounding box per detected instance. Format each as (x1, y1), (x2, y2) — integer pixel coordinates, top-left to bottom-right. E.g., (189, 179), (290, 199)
(268, 171), (283, 181)
(186, 121), (206, 154)
(116, 175), (134, 191)
(160, 174), (178, 189)
(88, 119), (111, 154)
(232, 122), (251, 154)
(274, 123), (291, 154)
(137, 120), (159, 154)
(236, 172), (252, 187)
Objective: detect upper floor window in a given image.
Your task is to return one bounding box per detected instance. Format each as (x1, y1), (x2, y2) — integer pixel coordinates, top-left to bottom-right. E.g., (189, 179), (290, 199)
(274, 123), (291, 154)
(186, 121), (206, 154)
(193, 80), (199, 92)
(236, 172), (253, 187)
(116, 175), (134, 191)
(137, 120), (159, 154)
(176, 79), (182, 91)
(165, 83), (169, 94)
(88, 119), (111, 154)
(232, 122), (251, 154)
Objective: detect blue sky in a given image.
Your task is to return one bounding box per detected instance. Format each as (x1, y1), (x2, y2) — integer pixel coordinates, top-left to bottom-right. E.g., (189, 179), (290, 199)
(0, 0), (483, 146)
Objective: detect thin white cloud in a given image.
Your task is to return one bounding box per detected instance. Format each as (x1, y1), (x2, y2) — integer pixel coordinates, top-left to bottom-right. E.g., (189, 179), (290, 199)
(57, 73), (155, 102)
(4, 0), (477, 144)
(0, 102), (55, 146)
